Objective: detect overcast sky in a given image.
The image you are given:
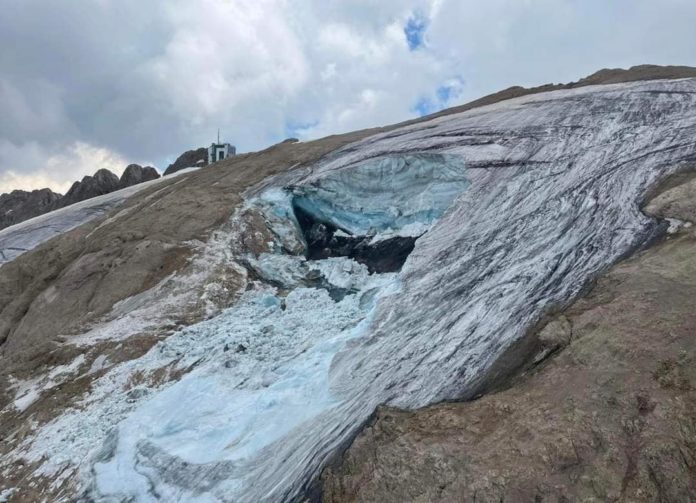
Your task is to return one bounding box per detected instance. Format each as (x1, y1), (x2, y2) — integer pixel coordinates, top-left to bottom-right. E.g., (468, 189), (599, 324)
(2, 0), (696, 193)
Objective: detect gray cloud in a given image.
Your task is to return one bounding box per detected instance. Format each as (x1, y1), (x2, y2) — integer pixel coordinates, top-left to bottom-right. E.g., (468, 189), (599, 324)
(1, 0), (696, 192)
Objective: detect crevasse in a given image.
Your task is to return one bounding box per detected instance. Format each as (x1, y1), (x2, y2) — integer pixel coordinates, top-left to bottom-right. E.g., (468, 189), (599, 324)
(84, 153), (471, 501)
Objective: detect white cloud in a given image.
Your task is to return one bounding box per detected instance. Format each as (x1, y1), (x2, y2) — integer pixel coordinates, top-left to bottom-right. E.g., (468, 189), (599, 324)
(2, 0), (696, 194)
(0, 140), (131, 193)
(146, 0), (310, 126)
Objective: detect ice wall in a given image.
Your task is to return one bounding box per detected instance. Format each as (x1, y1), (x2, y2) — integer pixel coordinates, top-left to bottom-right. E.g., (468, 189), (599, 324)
(290, 153), (469, 237)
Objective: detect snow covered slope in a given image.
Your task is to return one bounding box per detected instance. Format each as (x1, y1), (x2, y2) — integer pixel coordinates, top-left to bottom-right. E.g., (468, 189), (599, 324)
(5, 78), (696, 501)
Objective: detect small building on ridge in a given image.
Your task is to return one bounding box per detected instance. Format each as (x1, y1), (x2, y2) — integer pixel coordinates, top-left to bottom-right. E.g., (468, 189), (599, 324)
(208, 142), (236, 164)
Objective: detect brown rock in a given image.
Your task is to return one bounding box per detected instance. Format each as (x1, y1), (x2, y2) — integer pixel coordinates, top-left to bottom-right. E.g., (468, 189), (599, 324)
(56, 168), (121, 208)
(119, 164), (160, 189)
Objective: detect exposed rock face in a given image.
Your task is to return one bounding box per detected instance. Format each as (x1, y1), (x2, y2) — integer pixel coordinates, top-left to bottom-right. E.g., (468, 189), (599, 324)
(119, 164), (160, 189)
(163, 147), (208, 175)
(321, 173), (696, 502)
(0, 189), (62, 231)
(296, 208), (417, 274)
(2, 66), (696, 502)
(56, 168), (121, 209)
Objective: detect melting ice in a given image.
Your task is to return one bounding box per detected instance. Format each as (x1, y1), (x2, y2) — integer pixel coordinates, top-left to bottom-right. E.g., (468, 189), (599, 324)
(13, 78), (696, 501)
(18, 150), (471, 501)
(90, 264), (398, 501)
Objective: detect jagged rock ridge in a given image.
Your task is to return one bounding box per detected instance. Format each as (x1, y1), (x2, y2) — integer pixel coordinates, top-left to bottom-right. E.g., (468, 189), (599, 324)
(0, 165), (161, 232)
(118, 164), (160, 190)
(0, 188), (62, 230)
(56, 166), (162, 209)
(55, 168), (121, 209)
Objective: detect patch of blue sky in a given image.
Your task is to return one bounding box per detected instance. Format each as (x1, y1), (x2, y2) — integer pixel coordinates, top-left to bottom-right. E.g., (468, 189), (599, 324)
(412, 77), (466, 117)
(404, 11), (428, 51)
(284, 120), (319, 139)
(413, 97), (437, 116)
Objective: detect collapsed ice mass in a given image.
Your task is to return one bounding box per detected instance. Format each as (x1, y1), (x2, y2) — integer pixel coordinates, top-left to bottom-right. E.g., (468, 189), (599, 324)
(15, 78), (696, 502)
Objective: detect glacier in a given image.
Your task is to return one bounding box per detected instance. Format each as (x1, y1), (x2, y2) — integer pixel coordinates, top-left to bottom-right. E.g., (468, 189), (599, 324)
(11, 78), (696, 501)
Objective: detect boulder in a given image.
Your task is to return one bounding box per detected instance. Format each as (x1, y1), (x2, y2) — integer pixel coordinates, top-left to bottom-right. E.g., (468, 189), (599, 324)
(163, 147), (208, 176)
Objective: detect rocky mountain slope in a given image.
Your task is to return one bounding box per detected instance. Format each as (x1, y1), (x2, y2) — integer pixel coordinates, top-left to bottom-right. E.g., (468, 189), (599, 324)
(52, 165), (161, 210)
(0, 165), (160, 232)
(119, 164), (160, 189)
(0, 168), (193, 265)
(1, 65), (696, 502)
(56, 168), (121, 208)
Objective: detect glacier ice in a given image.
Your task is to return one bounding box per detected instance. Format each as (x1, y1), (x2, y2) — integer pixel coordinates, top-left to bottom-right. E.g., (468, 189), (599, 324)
(252, 153), (469, 274)
(13, 78), (696, 501)
(22, 260), (398, 502)
(289, 153), (469, 237)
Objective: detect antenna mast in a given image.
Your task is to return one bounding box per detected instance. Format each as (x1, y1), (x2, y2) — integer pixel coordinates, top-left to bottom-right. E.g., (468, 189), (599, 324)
(217, 128), (220, 144)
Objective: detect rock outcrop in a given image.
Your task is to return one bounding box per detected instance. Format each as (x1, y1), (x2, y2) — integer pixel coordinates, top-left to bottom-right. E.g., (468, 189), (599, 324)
(0, 189), (62, 231)
(119, 164), (160, 189)
(163, 147), (207, 175)
(55, 168), (121, 209)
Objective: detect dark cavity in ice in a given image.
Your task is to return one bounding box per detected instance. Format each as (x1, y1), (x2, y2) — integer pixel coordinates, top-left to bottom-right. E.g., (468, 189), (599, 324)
(292, 203), (416, 274)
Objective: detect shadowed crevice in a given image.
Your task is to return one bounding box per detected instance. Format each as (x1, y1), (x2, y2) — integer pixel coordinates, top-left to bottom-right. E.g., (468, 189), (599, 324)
(292, 203), (417, 274)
